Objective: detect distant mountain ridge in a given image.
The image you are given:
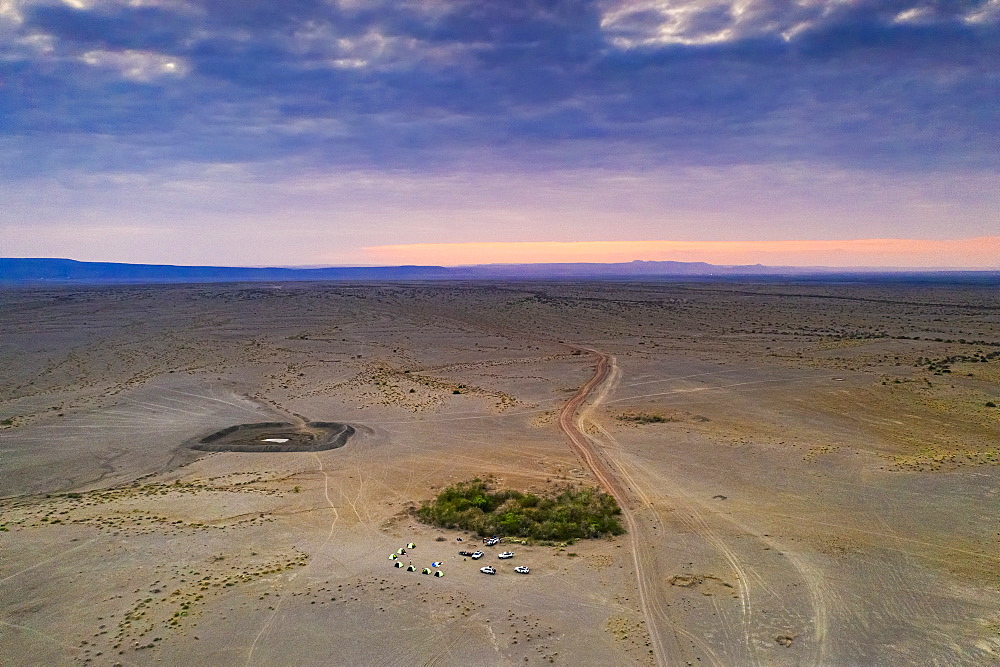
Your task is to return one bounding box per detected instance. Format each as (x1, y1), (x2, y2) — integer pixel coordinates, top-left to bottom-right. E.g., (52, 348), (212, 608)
(0, 258), (453, 283)
(1, 257), (996, 284)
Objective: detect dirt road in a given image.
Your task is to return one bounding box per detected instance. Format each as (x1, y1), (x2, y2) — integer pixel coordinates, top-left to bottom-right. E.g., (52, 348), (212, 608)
(557, 347), (624, 499)
(560, 348), (838, 667)
(559, 347), (684, 667)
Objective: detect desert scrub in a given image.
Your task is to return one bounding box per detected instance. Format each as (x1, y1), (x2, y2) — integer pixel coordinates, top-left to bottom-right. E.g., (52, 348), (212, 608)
(616, 411), (673, 424)
(417, 478), (624, 541)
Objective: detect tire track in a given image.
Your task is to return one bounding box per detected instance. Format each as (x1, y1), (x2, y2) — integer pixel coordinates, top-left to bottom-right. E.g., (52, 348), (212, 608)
(243, 453), (345, 666)
(584, 390), (729, 665)
(591, 420), (831, 666)
(558, 347), (704, 667)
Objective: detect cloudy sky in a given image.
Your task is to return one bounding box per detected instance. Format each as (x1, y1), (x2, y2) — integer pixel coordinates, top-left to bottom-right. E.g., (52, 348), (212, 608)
(2, 0), (998, 267)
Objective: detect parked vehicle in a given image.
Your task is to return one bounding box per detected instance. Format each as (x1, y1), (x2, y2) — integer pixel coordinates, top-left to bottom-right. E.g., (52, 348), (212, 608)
(458, 551), (475, 557)
(514, 566), (530, 574)
(498, 551), (515, 559)
(470, 551), (484, 559)
(480, 566), (496, 575)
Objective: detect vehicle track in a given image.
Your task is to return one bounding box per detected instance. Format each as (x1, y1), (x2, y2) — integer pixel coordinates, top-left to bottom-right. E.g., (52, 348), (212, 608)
(559, 347), (836, 666)
(589, 406), (832, 666)
(559, 347), (693, 667)
(243, 452), (346, 666)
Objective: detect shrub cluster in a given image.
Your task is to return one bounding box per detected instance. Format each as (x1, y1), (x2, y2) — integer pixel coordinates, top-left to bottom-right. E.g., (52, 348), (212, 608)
(916, 350), (1000, 374)
(417, 479), (624, 542)
(616, 411), (673, 424)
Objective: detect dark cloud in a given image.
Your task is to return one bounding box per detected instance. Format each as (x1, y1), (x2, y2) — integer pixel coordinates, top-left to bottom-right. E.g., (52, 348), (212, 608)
(25, 3), (196, 50)
(199, 0), (337, 29)
(2, 0), (998, 178)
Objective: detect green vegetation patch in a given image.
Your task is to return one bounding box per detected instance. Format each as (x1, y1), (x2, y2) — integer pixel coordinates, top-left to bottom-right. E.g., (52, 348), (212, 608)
(616, 411), (674, 424)
(417, 478), (624, 542)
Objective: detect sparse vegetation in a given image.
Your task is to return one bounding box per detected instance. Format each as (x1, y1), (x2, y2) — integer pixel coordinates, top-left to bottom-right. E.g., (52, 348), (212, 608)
(915, 350), (1000, 375)
(417, 478), (624, 541)
(616, 411), (673, 424)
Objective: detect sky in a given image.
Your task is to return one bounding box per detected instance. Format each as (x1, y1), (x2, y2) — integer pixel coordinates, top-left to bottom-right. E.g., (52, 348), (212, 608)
(2, 0), (998, 268)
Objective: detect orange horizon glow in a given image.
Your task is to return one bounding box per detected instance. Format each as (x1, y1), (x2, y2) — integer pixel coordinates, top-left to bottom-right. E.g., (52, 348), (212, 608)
(362, 237), (1000, 268)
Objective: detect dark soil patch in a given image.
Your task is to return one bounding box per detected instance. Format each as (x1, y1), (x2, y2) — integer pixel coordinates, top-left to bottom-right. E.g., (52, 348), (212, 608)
(190, 421), (354, 453)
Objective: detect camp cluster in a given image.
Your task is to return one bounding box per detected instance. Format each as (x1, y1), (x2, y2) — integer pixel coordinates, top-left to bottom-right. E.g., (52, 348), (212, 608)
(388, 542), (445, 576)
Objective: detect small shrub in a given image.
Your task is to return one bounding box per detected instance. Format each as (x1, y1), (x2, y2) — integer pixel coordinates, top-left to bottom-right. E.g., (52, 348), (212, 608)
(616, 412), (673, 424)
(987, 401), (997, 408)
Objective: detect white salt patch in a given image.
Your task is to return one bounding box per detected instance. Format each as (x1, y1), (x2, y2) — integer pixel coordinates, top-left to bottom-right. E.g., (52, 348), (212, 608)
(262, 438), (290, 443)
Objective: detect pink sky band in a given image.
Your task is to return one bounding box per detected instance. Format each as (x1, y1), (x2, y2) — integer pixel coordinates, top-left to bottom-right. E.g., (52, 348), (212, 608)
(362, 237), (1000, 269)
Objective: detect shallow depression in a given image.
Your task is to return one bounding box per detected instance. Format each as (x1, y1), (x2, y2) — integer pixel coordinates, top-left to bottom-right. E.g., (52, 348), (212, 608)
(189, 421), (355, 453)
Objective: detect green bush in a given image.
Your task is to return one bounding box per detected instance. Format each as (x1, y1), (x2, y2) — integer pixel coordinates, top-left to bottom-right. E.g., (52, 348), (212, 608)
(417, 478), (624, 542)
(615, 412), (673, 424)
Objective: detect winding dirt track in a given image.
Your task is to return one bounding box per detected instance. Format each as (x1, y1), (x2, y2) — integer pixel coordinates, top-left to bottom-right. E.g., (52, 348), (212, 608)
(558, 347), (675, 667)
(560, 347), (842, 667)
(557, 348), (624, 499)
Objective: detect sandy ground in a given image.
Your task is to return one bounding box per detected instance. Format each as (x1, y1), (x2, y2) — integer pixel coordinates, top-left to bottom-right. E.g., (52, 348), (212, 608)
(1, 280), (998, 666)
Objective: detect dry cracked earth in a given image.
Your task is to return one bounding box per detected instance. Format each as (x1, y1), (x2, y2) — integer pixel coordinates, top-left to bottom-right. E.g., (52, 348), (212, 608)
(1, 280), (998, 666)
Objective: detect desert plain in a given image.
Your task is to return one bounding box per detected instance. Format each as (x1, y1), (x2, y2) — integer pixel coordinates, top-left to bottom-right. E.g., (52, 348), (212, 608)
(1, 279), (998, 666)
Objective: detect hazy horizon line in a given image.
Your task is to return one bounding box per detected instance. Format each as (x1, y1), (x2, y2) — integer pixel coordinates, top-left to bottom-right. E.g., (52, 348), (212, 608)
(360, 237), (1000, 269)
(4, 247), (999, 273)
